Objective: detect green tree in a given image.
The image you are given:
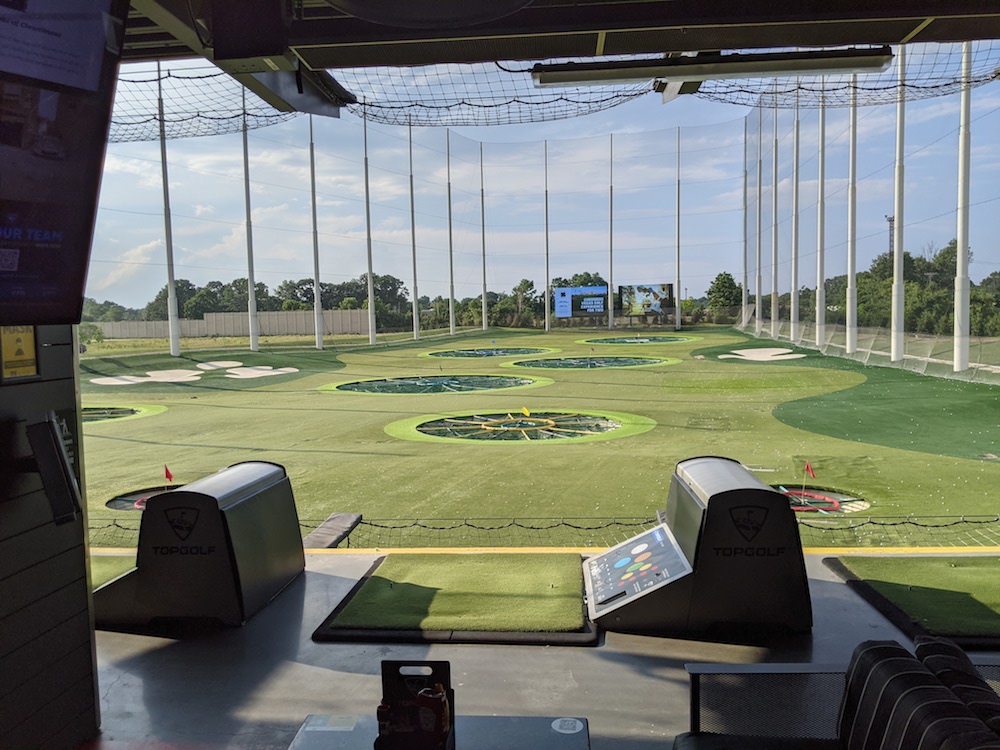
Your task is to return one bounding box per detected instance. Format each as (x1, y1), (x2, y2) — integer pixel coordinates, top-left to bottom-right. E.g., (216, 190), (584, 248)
(706, 272), (741, 322)
(143, 279), (197, 320)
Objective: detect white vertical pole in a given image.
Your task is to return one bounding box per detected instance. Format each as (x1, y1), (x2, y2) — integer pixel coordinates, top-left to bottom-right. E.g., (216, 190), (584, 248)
(480, 143), (488, 330)
(544, 140), (551, 332)
(446, 129), (456, 335)
(755, 104), (763, 336)
(241, 89), (259, 352)
(363, 108), (377, 345)
(816, 79), (826, 348)
(157, 62), (180, 357)
(891, 46), (907, 362)
(608, 133), (614, 330)
(409, 124), (420, 340)
(790, 84), (800, 343)
(675, 127), (682, 330)
(309, 115), (323, 350)
(954, 42), (972, 372)
(770, 87), (779, 338)
(846, 74), (858, 355)
(741, 117), (749, 327)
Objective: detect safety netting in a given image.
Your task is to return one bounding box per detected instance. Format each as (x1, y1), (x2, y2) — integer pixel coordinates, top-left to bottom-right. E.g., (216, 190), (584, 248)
(89, 514), (1000, 549)
(108, 42), (1000, 140)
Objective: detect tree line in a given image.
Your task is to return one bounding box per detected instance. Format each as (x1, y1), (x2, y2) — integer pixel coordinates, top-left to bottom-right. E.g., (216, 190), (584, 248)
(81, 271), (611, 332)
(82, 241), (1000, 336)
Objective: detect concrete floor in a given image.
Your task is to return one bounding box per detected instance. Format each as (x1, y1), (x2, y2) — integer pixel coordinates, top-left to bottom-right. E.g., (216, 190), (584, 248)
(82, 553), (906, 750)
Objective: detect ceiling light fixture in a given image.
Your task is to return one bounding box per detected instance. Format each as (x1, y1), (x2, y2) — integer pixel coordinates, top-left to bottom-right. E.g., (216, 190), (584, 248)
(531, 46), (894, 87)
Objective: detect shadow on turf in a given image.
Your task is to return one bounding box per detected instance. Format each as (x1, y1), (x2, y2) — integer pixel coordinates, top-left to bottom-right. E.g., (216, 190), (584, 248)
(823, 558), (1000, 649)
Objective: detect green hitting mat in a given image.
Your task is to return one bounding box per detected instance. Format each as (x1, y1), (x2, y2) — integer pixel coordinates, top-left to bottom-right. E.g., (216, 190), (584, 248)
(312, 552), (598, 645)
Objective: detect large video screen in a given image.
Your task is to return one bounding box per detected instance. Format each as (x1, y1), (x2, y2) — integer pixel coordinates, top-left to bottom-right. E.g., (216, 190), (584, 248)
(0, 0), (128, 326)
(619, 284), (674, 317)
(554, 285), (607, 319)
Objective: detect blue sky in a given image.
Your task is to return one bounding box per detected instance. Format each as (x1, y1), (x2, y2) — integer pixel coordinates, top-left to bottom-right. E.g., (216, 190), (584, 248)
(88, 60), (1000, 310)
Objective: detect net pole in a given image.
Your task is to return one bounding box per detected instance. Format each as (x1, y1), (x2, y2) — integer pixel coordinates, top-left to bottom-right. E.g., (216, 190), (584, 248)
(742, 117), (749, 327)
(544, 141), (551, 333)
(363, 108), (377, 345)
(770, 86), (779, 338)
(157, 62), (181, 358)
(608, 133), (614, 331)
(790, 85), (800, 343)
(309, 115), (323, 350)
(480, 143), (488, 331)
(755, 104), (763, 336)
(954, 41), (972, 372)
(816, 78), (827, 349)
(409, 124), (420, 341)
(241, 88), (260, 352)
(891, 45), (907, 362)
(447, 129), (456, 335)
(675, 127), (682, 331)
(846, 74), (858, 355)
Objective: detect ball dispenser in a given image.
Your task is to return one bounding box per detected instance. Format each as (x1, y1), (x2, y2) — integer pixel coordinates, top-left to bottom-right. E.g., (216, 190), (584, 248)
(94, 461), (304, 631)
(585, 456), (811, 639)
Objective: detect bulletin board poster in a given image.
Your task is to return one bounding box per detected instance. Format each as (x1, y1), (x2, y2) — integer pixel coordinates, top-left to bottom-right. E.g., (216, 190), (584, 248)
(1, 324), (38, 380)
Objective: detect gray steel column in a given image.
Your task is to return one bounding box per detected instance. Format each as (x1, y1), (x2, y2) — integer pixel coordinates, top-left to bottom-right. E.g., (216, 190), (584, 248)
(846, 75), (858, 354)
(409, 124), (420, 340)
(480, 143), (488, 330)
(363, 108), (377, 345)
(755, 104), (763, 336)
(790, 85), (800, 343)
(446, 129), (456, 335)
(544, 140), (551, 332)
(241, 89), (259, 352)
(157, 62), (180, 357)
(816, 79), (826, 348)
(309, 115), (323, 350)
(770, 89), (779, 338)
(891, 46), (907, 362)
(608, 133), (614, 330)
(954, 42), (972, 372)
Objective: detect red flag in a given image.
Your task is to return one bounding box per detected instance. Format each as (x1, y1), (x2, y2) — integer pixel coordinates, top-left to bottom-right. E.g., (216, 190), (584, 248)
(805, 461), (816, 479)
(164, 464), (174, 482)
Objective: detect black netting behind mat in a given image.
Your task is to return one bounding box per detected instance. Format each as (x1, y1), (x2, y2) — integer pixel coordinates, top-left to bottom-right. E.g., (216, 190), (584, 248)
(797, 516), (1000, 548)
(89, 517), (142, 547)
(341, 518), (658, 548)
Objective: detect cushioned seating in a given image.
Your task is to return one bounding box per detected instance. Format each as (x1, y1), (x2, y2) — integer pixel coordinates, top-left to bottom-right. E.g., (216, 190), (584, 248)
(672, 638), (1000, 750)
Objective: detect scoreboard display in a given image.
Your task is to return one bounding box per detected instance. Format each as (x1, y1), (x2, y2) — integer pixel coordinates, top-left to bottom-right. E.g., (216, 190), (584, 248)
(583, 524), (692, 620)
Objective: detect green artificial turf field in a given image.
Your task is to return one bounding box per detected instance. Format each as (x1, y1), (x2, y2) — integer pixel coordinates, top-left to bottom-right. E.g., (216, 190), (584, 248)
(80, 327), (1000, 539)
(835, 556), (1000, 639)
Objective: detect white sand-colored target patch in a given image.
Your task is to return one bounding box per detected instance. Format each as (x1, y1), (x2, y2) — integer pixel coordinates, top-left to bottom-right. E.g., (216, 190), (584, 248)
(91, 369), (203, 385)
(718, 348), (806, 362)
(197, 360), (243, 370)
(224, 366), (299, 379)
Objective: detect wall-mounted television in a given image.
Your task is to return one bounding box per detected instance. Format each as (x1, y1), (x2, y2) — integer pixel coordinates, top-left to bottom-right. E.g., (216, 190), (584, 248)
(0, 0), (128, 326)
(554, 285), (608, 319)
(619, 284), (675, 317)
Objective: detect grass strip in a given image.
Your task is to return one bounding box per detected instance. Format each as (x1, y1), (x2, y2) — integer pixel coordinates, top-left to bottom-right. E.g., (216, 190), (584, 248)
(90, 555), (136, 591)
(838, 556), (1000, 637)
(329, 553), (584, 632)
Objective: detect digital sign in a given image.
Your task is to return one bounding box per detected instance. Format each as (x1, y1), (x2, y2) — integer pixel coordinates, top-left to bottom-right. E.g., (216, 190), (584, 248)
(554, 285), (608, 319)
(619, 284), (674, 317)
(0, 0), (128, 326)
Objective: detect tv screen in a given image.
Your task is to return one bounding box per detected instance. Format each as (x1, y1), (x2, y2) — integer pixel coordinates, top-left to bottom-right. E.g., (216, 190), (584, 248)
(619, 284), (674, 316)
(0, 0), (128, 326)
(554, 285), (608, 319)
